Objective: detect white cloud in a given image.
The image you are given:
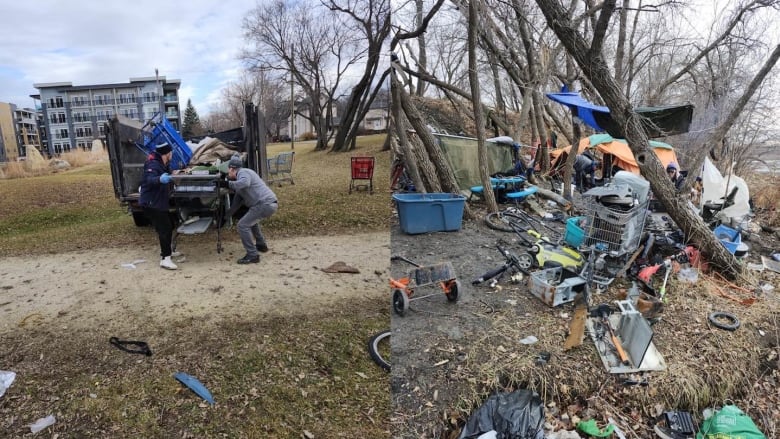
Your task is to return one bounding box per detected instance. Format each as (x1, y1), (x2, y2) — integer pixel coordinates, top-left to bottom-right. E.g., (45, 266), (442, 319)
(0, 0), (252, 114)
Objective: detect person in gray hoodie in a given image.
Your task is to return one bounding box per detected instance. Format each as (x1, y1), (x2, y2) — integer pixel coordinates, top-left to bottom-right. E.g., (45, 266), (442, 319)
(226, 157), (278, 264)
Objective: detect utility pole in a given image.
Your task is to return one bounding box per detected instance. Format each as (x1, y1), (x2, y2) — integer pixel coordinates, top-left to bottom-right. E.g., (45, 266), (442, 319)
(155, 68), (164, 119)
(290, 45), (295, 151)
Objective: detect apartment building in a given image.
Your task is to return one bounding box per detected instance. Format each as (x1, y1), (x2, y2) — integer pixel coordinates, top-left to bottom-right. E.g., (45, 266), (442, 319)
(14, 106), (40, 158)
(31, 76), (181, 157)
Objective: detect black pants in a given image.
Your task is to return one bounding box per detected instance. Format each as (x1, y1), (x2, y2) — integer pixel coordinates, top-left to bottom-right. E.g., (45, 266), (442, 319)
(144, 207), (173, 258)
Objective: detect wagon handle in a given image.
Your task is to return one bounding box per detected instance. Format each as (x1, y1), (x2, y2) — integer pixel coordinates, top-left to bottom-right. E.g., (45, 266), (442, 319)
(390, 255), (421, 267)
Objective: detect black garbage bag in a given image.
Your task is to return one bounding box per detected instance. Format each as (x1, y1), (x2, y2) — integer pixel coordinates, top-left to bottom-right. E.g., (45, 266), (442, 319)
(458, 389), (545, 439)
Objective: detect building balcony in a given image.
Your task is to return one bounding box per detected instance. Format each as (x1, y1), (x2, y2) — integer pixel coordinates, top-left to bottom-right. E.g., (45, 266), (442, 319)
(164, 95), (178, 103)
(165, 111), (179, 119)
(92, 99), (115, 106)
(71, 100), (91, 108)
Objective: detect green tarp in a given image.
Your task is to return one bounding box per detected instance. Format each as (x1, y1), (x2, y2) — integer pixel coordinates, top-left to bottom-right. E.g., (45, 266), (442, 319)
(433, 134), (515, 191)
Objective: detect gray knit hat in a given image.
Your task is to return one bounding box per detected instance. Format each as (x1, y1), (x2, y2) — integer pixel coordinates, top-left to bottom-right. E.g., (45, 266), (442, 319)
(228, 157), (243, 169)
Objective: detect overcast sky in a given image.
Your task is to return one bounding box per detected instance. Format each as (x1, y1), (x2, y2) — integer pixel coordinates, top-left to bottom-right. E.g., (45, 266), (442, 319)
(0, 0), (254, 115)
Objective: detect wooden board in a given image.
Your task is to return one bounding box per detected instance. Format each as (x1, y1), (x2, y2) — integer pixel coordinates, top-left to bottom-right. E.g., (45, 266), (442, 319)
(564, 305), (588, 350)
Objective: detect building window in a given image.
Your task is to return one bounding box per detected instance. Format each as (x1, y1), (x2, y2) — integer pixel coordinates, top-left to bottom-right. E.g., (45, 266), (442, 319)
(49, 96), (64, 108)
(98, 124), (105, 136)
(75, 127), (92, 138)
(119, 93), (136, 104)
(63, 143), (72, 152)
(143, 92), (158, 103)
(58, 129), (69, 139)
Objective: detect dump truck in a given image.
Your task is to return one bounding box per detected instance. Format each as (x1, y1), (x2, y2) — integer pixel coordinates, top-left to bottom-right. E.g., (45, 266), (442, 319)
(104, 104), (269, 252)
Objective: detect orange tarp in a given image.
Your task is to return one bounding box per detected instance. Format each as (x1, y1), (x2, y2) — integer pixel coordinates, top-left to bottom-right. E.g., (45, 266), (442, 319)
(550, 138), (679, 175)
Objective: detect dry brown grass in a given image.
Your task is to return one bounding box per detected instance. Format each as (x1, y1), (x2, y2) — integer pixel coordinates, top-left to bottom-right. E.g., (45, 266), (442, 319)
(444, 273), (780, 437)
(747, 174), (780, 227)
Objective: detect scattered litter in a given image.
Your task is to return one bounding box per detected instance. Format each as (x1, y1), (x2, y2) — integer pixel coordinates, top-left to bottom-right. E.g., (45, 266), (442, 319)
(29, 415), (56, 434)
(759, 283), (774, 294)
(771, 252), (780, 262)
(535, 352), (551, 366)
(506, 299), (518, 306)
(761, 256), (780, 274)
(320, 261), (360, 274)
(697, 404), (766, 438)
(575, 419), (614, 437)
(746, 262), (764, 272)
(607, 417), (627, 439)
(520, 336), (539, 345)
(174, 372), (214, 405)
(546, 430), (581, 439)
(677, 267), (698, 284)
(708, 311), (740, 331)
(121, 259), (147, 269)
(0, 370), (16, 398)
(109, 337), (152, 356)
(459, 389), (544, 439)
(476, 430), (497, 439)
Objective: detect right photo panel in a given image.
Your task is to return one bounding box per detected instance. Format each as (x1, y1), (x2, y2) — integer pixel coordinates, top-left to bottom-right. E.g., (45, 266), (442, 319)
(389, 1), (780, 438)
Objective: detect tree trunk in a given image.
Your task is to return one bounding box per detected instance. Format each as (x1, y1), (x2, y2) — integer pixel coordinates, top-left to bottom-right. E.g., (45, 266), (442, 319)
(391, 75), (427, 192)
(536, 0), (745, 281)
(469, 0), (498, 213)
(396, 81), (466, 212)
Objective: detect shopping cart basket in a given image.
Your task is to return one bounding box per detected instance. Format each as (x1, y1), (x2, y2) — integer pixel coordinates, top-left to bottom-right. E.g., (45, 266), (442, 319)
(349, 156), (375, 194)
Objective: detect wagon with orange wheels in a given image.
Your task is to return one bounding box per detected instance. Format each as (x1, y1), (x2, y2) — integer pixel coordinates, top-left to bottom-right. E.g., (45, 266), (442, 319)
(390, 256), (460, 316)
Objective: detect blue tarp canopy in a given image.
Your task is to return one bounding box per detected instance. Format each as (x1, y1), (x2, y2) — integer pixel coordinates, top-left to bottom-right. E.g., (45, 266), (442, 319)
(546, 91), (693, 138)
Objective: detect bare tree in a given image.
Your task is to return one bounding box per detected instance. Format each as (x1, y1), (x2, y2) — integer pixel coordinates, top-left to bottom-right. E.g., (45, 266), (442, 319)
(468, 0), (499, 213)
(322, 0), (391, 152)
(534, 0), (780, 280)
(243, 0), (365, 150)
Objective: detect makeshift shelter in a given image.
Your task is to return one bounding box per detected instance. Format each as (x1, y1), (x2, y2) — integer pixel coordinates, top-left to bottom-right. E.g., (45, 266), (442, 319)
(546, 90), (694, 138)
(700, 156), (750, 223)
(432, 134), (515, 191)
(550, 134), (679, 176)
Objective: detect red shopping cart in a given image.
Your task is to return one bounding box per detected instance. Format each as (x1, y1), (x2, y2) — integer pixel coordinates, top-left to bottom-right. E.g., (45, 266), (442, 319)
(349, 156), (375, 194)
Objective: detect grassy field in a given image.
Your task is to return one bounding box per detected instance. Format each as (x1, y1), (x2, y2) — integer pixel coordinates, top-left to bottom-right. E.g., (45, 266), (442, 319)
(0, 135), (392, 256)
(0, 135), (393, 438)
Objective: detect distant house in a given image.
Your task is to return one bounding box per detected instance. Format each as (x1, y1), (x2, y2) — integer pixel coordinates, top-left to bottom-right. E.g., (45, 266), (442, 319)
(361, 95), (389, 132)
(276, 97), (338, 141)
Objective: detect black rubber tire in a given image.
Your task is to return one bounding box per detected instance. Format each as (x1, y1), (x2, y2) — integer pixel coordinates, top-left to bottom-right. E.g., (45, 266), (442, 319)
(484, 212), (515, 232)
(367, 330), (391, 372)
(445, 280), (460, 302)
(392, 289), (409, 316)
(517, 253), (535, 270)
(708, 311), (740, 331)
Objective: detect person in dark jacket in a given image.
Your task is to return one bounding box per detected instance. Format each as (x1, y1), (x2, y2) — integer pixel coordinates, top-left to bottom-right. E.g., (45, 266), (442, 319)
(666, 162), (686, 192)
(139, 143), (178, 270)
(573, 154), (599, 192)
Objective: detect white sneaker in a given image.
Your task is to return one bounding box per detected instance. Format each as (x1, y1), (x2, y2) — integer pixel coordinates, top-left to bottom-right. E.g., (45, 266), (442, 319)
(171, 251), (183, 257)
(160, 256), (178, 270)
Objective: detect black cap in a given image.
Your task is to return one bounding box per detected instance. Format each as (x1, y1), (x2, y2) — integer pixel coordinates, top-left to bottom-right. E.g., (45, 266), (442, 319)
(156, 142), (172, 155)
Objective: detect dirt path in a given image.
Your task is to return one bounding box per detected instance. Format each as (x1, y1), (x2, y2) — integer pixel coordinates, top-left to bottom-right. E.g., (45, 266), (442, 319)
(0, 231), (389, 334)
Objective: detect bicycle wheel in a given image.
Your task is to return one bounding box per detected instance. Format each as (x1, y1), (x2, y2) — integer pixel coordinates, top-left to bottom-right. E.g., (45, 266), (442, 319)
(512, 209), (562, 242)
(367, 330), (391, 371)
(484, 212), (515, 232)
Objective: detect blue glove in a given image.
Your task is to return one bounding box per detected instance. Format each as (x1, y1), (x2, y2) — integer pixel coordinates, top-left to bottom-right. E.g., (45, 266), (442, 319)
(160, 173), (172, 184)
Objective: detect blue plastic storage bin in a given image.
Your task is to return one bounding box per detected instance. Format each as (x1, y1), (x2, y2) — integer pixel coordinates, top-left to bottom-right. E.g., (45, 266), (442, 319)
(713, 224), (741, 254)
(392, 193), (467, 234)
(564, 216), (586, 248)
